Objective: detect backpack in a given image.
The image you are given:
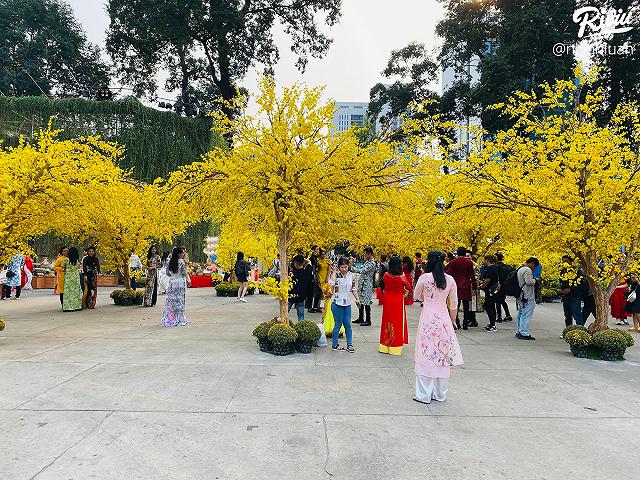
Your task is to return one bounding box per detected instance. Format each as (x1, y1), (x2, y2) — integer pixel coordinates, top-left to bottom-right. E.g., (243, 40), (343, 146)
(503, 266), (526, 298)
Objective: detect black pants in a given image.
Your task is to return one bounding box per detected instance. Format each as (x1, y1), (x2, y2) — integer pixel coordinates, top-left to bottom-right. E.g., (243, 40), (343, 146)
(496, 293), (511, 320)
(151, 278), (158, 306)
(306, 288), (320, 310)
(131, 277), (138, 291)
(59, 293), (64, 306)
(358, 304), (371, 322)
(581, 295), (596, 323)
(456, 299), (473, 326)
(2, 285), (21, 299)
(484, 294), (498, 327)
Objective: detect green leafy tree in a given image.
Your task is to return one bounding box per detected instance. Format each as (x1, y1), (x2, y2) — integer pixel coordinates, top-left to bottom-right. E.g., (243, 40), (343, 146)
(437, 0), (578, 133)
(592, 0), (640, 126)
(106, 0), (341, 119)
(0, 0), (110, 97)
(368, 43), (441, 139)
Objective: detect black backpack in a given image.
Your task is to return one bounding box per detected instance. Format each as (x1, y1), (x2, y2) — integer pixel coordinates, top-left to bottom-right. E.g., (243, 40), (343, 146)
(503, 266), (525, 297)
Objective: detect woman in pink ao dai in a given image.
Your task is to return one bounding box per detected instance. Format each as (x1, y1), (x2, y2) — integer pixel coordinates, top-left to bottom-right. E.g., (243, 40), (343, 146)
(413, 251), (464, 404)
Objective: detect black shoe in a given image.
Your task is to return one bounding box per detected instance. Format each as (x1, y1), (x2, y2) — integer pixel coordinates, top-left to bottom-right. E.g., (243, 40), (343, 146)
(504, 315), (513, 322)
(462, 325), (469, 330)
(468, 321), (479, 327)
(518, 334), (536, 340)
(360, 321), (371, 326)
(353, 318), (364, 324)
(496, 318), (503, 323)
(484, 325), (497, 332)
(515, 332), (521, 338)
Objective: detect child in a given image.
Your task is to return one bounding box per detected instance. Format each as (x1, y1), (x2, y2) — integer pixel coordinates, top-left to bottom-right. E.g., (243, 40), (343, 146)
(328, 257), (359, 352)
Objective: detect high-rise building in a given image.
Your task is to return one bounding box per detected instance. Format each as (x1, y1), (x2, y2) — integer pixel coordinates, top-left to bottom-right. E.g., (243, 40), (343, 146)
(331, 101), (400, 134)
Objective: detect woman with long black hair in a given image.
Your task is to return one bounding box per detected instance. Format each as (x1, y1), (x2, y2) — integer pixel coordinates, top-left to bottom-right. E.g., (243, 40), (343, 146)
(82, 246), (100, 309)
(379, 256), (410, 355)
(161, 246), (191, 326)
(413, 251), (464, 404)
(234, 251), (250, 303)
(143, 244), (161, 307)
(62, 247), (83, 312)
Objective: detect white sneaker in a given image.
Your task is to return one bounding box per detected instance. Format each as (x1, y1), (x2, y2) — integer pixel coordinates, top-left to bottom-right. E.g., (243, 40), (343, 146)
(240, 297), (248, 303)
(235, 298), (240, 302)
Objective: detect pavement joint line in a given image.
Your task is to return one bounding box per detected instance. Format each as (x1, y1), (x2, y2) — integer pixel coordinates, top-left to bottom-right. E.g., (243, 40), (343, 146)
(11, 363), (102, 411)
(16, 337), (87, 362)
(223, 365), (251, 413)
(27, 410), (113, 480)
(4, 408), (637, 420)
(544, 370), (639, 419)
(321, 415), (334, 477)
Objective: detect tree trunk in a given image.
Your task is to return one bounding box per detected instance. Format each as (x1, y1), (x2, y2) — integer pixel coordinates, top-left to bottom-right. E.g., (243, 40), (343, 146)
(581, 255), (609, 333)
(277, 229), (289, 324)
(123, 263), (131, 290)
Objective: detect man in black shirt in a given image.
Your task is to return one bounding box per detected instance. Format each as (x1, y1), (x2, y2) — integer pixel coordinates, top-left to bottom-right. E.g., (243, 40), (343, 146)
(479, 254), (500, 332)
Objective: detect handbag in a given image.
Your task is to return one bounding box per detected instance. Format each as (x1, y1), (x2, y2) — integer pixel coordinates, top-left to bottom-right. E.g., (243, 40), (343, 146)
(0, 269), (7, 284)
(628, 289), (637, 304)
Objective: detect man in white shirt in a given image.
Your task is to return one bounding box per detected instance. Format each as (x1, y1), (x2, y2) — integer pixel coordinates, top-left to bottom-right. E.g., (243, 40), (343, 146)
(129, 251), (143, 290)
(515, 257), (540, 341)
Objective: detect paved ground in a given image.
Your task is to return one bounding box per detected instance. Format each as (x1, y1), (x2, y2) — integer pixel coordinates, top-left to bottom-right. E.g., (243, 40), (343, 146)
(1, 287), (639, 480)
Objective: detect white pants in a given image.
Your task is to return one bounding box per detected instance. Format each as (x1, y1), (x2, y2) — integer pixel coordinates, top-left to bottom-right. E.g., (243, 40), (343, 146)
(23, 267), (33, 290)
(415, 376), (449, 403)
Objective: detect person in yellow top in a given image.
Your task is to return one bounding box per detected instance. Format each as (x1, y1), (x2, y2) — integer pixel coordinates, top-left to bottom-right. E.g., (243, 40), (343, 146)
(317, 248), (331, 294)
(53, 246), (69, 306)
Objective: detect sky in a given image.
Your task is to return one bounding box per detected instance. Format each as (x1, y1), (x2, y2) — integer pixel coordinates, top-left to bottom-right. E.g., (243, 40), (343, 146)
(67, 0), (445, 106)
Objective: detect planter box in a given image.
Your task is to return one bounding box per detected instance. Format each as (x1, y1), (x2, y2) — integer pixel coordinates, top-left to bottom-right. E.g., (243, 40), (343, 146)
(97, 274), (118, 287)
(32, 275), (56, 289)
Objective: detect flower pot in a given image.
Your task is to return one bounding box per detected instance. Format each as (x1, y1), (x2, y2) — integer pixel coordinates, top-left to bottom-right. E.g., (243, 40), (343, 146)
(272, 343), (294, 356)
(257, 337), (272, 352)
(570, 345), (589, 358)
(295, 340), (314, 354)
(599, 348), (624, 361)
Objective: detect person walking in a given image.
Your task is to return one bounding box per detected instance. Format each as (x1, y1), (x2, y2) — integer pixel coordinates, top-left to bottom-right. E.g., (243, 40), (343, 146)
(379, 256), (409, 355)
(288, 255), (313, 321)
(351, 247), (377, 326)
(414, 252), (424, 286)
(610, 279), (631, 325)
(402, 256), (415, 306)
(143, 245), (161, 307)
(625, 277), (640, 332)
(376, 255), (389, 305)
(62, 247), (82, 312)
(306, 245), (322, 313)
(129, 251), (143, 291)
(445, 247), (478, 329)
(413, 251), (463, 404)
(479, 255), (500, 332)
(560, 255), (584, 326)
(234, 251), (250, 303)
(328, 257), (359, 353)
(495, 252), (514, 323)
(21, 253), (34, 291)
(82, 247), (100, 309)
(161, 247), (190, 326)
(53, 246), (69, 306)
(1, 250), (24, 300)
(514, 257), (540, 340)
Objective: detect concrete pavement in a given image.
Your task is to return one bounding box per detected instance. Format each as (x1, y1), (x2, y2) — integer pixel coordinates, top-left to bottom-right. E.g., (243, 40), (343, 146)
(1, 288), (639, 479)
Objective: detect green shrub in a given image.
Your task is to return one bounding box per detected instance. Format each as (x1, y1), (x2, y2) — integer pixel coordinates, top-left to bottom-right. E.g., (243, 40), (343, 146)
(215, 282), (240, 296)
(540, 288), (559, 300)
(252, 318), (279, 338)
(564, 329), (592, 347)
(609, 328), (635, 348)
(294, 320), (322, 342)
(562, 325), (588, 339)
(592, 330), (628, 351)
(110, 289), (144, 306)
(268, 323), (298, 345)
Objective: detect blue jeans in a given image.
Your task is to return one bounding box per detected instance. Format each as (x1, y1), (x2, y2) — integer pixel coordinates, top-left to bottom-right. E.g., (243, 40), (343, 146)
(516, 298), (536, 336)
(288, 300), (305, 321)
(331, 303), (353, 347)
(563, 296), (583, 326)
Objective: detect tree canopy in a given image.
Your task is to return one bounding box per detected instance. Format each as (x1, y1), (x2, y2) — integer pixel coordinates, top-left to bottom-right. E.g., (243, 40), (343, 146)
(0, 0), (110, 98)
(106, 0), (342, 118)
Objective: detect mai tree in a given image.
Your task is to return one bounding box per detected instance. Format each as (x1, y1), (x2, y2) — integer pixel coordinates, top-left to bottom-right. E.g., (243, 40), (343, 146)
(448, 71), (640, 332)
(0, 127), (122, 260)
(167, 77), (415, 323)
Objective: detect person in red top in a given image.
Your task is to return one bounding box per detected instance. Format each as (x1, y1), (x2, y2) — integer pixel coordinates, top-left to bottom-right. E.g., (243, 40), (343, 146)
(21, 254), (34, 290)
(414, 252), (424, 285)
(379, 256), (410, 355)
(445, 247), (478, 330)
(402, 256), (415, 306)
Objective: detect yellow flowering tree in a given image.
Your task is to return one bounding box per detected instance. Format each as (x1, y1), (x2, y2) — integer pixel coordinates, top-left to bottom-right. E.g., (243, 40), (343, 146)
(446, 72), (640, 332)
(0, 127), (122, 261)
(167, 77), (417, 323)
